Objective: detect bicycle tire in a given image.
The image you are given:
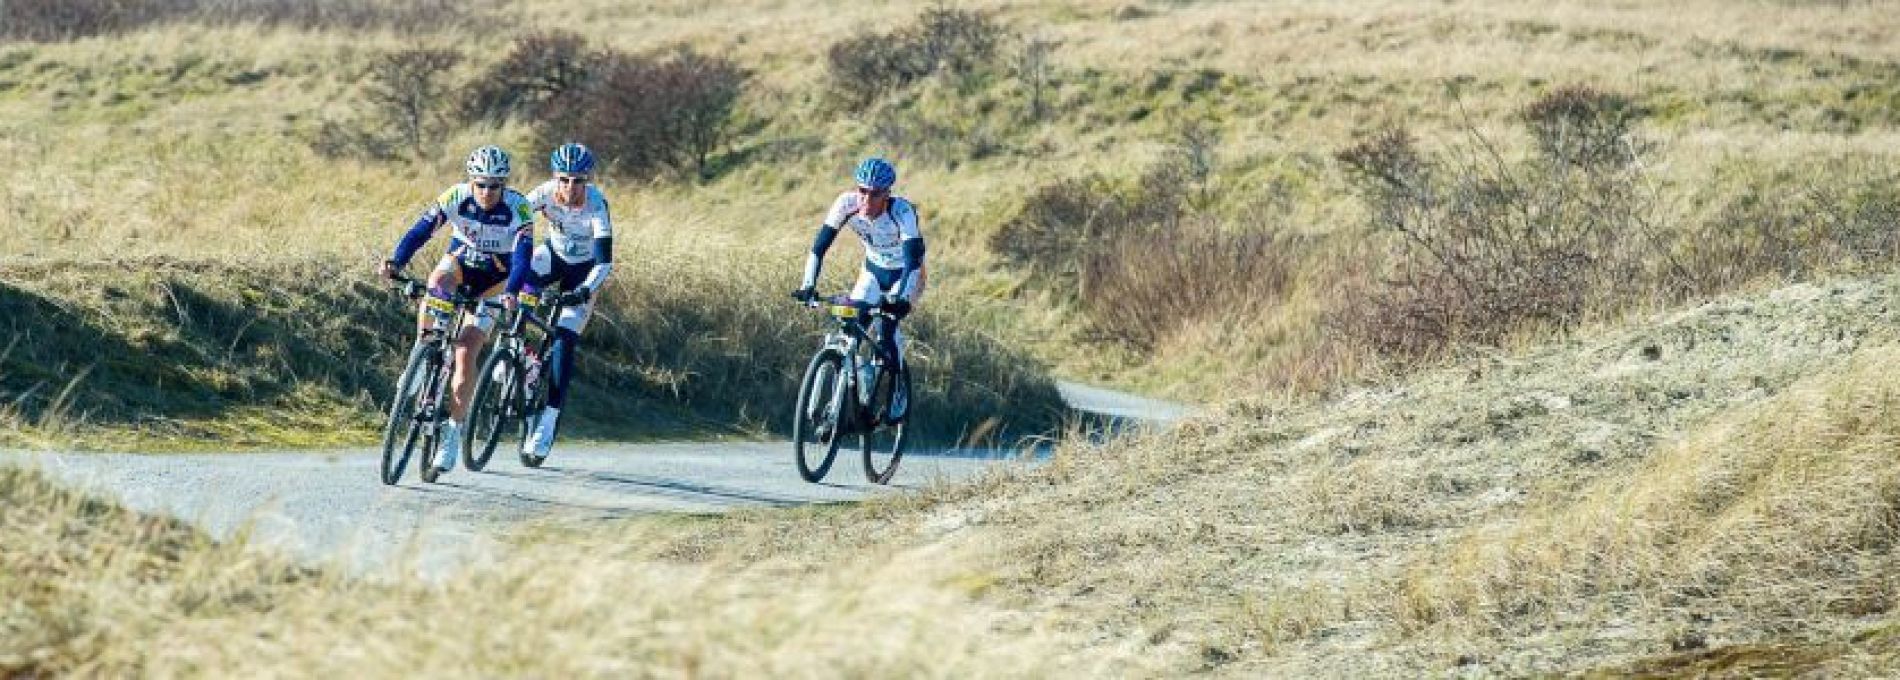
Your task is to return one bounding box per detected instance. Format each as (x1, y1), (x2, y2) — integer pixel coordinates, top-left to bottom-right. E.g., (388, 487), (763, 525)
(465, 344), (518, 472)
(861, 366), (910, 484)
(379, 342), (432, 485)
(792, 350), (845, 483)
(418, 346), (450, 484)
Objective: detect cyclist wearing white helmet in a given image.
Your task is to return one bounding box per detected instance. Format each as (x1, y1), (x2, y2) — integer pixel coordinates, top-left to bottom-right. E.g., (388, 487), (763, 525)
(793, 157), (926, 423)
(519, 142), (615, 461)
(379, 144), (536, 476)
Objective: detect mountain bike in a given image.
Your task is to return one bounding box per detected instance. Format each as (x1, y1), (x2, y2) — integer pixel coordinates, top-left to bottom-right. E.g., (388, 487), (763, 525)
(790, 293), (911, 484)
(379, 274), (504, 485)
(464, 290), (578, 471)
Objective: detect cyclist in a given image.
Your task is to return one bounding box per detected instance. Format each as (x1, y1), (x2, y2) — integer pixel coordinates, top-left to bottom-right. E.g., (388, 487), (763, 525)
(792, 157), (925, 423)
(378, 144), (536, 476)
(519, 142), (615, 460)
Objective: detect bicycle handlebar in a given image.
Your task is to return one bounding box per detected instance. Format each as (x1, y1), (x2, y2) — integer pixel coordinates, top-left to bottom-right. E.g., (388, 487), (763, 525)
(796, 292), (900, 320)
(386, 271), (509, 311)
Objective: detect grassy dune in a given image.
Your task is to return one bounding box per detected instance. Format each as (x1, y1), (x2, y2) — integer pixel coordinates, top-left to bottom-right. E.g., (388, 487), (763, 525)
(10, 275), (1899, 675)
(4, 0), (1899, 406)
(8, 0), (1900, 675)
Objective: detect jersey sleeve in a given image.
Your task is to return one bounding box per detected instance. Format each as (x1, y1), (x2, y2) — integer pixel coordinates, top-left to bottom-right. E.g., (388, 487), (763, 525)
(434, 185), (463, 213)
(590, 187), (615, 239)
(823, 192), (858, 229)
(510, 191), (536, 226)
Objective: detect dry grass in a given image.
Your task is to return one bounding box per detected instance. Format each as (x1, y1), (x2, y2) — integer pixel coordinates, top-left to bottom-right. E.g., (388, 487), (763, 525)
(9, 3), (1900, 673)
(18, 274), (1899, 675)
(7, 0), (1900, 402)
(0, 465), (1135, 677)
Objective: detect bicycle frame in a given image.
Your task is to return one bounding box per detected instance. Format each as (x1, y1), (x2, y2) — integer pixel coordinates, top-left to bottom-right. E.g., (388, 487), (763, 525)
(385, 273), (505, 483)
(808, 297), (901, 431)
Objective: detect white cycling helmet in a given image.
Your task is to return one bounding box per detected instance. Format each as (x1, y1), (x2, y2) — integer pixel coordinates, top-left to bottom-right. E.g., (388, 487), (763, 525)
(466, 144), (511, 179)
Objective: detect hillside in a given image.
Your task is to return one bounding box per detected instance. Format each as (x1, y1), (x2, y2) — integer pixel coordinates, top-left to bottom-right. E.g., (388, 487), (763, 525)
(5, 0), (1900, 448)
(7, 0), (1900, 674)
(9, 273), (1900, 675)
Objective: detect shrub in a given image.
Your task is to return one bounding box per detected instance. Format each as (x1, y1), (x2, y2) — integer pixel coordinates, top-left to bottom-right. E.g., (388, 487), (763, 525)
(540, 47), (747, 181)
(315, 47), (463, 160)
(990, 169), (1182, 287)
(990, 157), (1289, 350)
(825, 5), (1007, 107)
(1677, 165), (1900, 294)
(1521, 84), (1644, 169)
(462, 30), (594, 124)
(1333, 117), (1662, 356)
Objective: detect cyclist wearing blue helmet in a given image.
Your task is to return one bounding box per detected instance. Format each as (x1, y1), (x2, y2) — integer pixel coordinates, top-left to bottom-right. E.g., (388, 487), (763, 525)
(519, 142), (616, 461)
(379, 144), (537, 476)
(793, 157), (926, 423)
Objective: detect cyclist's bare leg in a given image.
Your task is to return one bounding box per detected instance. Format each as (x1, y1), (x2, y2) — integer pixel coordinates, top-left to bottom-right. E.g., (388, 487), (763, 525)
(446, 281), (503, 422)
(419, 261), (464, 334)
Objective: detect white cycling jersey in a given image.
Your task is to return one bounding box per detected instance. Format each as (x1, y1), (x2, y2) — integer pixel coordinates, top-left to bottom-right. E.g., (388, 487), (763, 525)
(525, 181), (613, 262)
(823, 191), (922, 270)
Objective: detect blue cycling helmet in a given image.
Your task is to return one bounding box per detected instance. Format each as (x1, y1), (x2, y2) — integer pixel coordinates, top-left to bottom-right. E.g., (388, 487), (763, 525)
(854, 157), (897, 190)
(550, 142), (596, 175)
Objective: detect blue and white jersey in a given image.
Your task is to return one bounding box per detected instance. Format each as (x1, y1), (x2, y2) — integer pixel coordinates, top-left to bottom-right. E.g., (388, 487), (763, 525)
(525, 181), (613, 263)
(422, 183), (536, 261)
(823, 191), (923, 270)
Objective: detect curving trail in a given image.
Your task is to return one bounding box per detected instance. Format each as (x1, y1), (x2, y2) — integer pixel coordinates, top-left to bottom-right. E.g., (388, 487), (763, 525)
(2, 382), (1186, 575)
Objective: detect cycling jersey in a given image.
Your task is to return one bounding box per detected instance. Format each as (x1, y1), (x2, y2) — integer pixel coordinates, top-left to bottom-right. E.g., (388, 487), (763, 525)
(525, 181), (614, 263)
(391, 182), (536, 294)
(824, 192), (922, 270)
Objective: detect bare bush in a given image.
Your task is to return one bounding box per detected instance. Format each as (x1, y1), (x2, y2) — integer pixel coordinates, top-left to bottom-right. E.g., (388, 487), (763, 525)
(1521, 84), (1644, 169)
(1333, 118), (1662, 356)
(990, 159), (1287, 350)
(462, 31), (594, 124)
(825, 5), (1008, 106)
(1677, 167), (1900, 294)
(542, 47), (747, 181)
(312, 47), (464, 160)
(989, 169), (1181, 286)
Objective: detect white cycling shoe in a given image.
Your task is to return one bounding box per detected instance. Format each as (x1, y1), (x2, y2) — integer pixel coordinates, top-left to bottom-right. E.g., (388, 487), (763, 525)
(526, 407), (560, 458)
(435, 421), (462, 473)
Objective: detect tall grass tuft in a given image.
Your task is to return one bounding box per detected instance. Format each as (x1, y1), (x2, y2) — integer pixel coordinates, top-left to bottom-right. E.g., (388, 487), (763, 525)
(0, 255), (1063, 449)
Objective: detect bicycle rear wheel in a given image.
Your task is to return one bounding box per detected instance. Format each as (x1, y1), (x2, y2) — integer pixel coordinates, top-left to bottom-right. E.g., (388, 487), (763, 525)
(792, 350), (845, 482)
(379, 342), (434, 485)
(861, 366), (910, 484)
(465, 345), (519, 472)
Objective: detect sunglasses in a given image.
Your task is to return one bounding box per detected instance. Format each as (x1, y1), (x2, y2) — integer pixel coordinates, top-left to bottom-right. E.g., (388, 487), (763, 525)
(855, 185), (889, 197)
(556, 176), (590, 185)
(472, 179), (506, 190)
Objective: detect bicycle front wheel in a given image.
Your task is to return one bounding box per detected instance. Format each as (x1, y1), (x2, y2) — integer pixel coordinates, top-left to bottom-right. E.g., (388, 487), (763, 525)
(792, 350), (845, 483)
(380, 342), (435, 486)
(465, 345), (519, 472)
(861, 367), (910, 484)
